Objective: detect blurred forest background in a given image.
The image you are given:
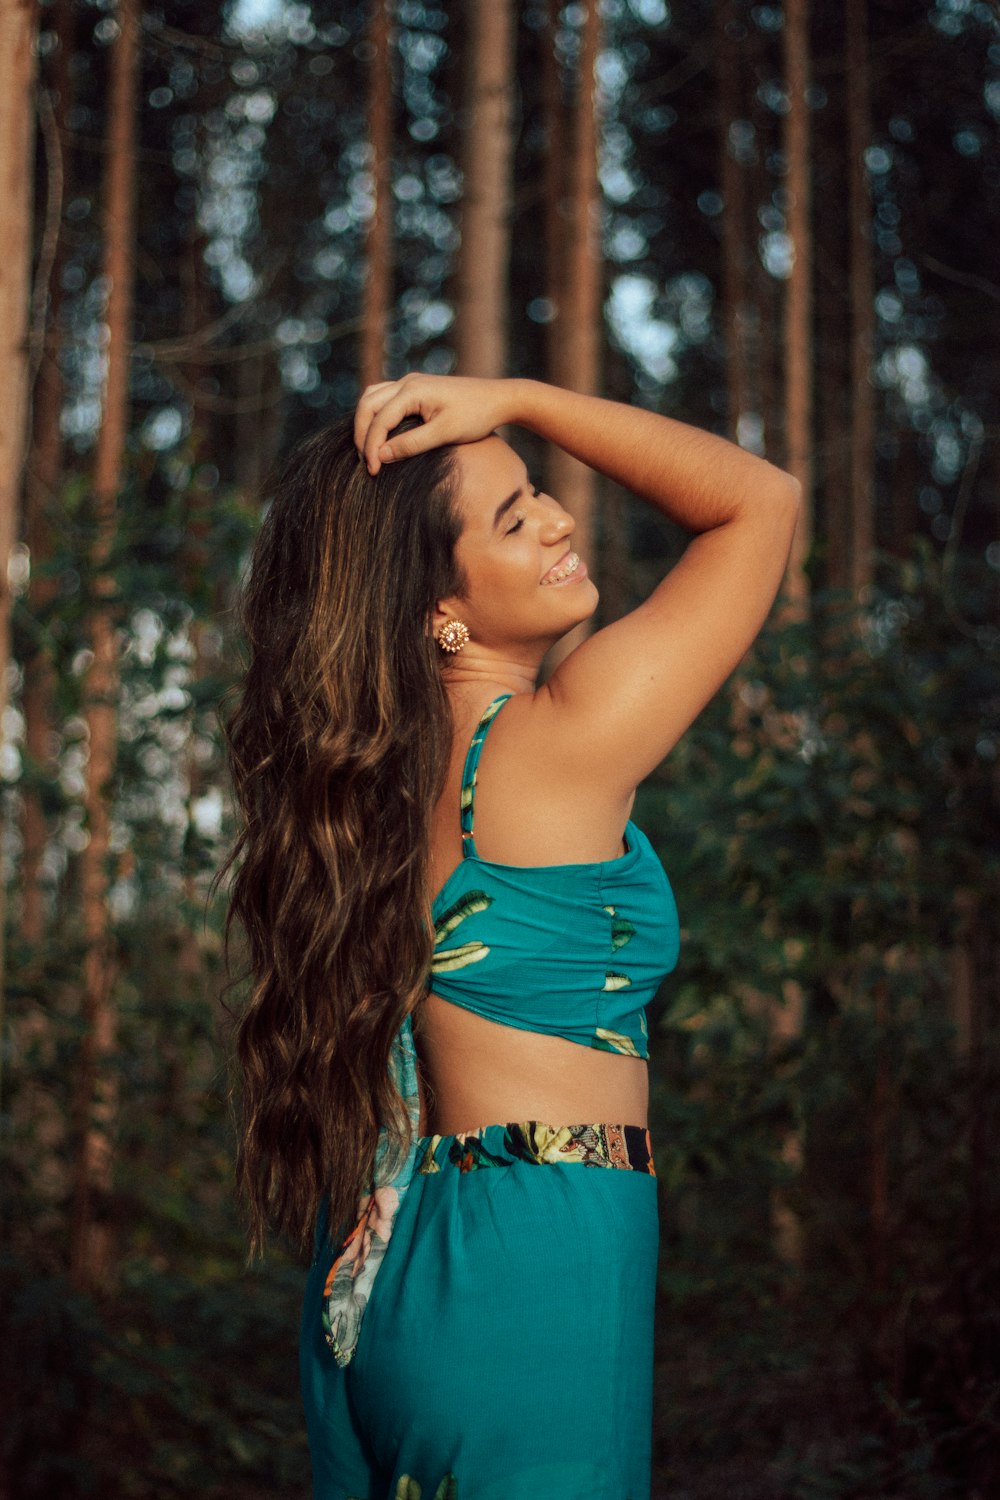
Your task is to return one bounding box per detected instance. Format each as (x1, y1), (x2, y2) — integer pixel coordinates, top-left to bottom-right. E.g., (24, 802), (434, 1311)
(0, 0), (998, 1495)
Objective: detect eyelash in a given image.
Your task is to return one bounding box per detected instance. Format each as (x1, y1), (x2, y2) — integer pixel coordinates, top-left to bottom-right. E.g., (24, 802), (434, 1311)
(507, 484), (540, 534)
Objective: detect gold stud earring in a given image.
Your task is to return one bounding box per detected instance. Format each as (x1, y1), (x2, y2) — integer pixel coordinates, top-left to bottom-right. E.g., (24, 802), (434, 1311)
(436, 619), (470, 654)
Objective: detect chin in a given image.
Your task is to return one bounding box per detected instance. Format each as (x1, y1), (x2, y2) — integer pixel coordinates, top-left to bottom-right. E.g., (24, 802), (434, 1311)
(555, 585), (600, 636)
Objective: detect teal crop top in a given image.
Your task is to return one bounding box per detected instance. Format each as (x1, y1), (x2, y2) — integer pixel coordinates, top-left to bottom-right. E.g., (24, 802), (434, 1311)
(428, 694), (680, 1059)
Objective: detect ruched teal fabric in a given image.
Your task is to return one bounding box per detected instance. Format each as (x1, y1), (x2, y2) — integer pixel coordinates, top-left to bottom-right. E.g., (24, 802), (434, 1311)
(430, 693), (681, 1058)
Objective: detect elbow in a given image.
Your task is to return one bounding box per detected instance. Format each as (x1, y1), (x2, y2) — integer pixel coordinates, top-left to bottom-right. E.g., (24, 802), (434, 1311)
(774, 471), (803, 526)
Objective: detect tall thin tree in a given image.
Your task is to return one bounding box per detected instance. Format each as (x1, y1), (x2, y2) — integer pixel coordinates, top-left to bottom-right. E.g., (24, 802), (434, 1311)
(454, 0), (516, 377)
(360, 0), (394, 388)
(70, 0), (141, 1291)
(845, 0), (875, 594)
(0, 0), (40, 1113)
(782, 0), (813, 606)
(542, 0), (568, 386)
(715, 0), (753, 448)
(546, 0), (603, 663)
(22, 0), (75, 948)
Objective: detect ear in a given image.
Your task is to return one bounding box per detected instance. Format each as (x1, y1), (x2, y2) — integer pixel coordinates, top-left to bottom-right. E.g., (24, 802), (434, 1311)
(428, 599), (454, 641)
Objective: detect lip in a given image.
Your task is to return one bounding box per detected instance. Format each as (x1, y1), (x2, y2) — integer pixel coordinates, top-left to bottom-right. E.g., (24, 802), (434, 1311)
(540, 549), (587, 586)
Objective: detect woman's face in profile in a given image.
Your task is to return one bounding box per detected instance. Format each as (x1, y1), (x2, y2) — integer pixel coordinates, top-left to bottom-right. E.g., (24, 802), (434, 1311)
(441, 435), (599, 654)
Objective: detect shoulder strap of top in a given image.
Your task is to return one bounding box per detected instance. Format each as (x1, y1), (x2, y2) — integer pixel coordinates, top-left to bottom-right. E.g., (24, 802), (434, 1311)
(459, 693), (513, 858)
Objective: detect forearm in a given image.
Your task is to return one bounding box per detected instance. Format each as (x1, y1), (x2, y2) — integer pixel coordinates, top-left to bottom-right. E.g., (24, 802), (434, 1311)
(506, 379), (798, 533)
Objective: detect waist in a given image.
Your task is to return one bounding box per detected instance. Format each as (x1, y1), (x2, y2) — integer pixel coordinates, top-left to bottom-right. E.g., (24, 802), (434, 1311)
(416, 991), (649, 1135)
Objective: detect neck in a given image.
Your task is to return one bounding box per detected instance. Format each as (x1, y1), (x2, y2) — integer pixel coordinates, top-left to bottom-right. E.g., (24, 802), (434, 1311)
(440, 646), (545, 700)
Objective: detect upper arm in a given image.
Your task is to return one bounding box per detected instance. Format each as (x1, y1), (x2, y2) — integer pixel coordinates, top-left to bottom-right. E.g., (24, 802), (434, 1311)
(535, 479), (802, 796)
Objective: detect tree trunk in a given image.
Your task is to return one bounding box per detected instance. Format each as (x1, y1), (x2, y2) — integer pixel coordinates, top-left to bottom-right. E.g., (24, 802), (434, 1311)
(542, 0), (568, 384)
(22, 0), (75, 950)
(781, 0), (813, 608)
(0, 0), (40, 1114)
(69, 0), (141, 1293)
(715, 0), (752, 448)
(359, 0), (394, 388)
(546, 0), (603, 666)
(845, 0), (875, 595)
(454, 0), (516, 378)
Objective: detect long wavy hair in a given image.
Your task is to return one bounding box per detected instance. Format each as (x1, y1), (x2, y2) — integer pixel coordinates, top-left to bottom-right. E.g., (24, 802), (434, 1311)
(216, 413), (465, 1258)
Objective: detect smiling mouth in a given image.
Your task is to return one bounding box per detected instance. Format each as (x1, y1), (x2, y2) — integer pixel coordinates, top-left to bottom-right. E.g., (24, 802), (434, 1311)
(541, 551), (581, 585)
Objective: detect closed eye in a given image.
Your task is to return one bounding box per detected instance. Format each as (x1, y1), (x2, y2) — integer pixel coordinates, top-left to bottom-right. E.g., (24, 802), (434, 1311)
(506, 481), (541, 534)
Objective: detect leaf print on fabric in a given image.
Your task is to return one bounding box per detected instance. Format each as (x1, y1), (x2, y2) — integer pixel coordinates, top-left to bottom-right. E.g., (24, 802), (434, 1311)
(498, 1119), (655, 1170)
(321, 1181), (399, 1360)
(602, 970), (632, 992)
(433, 891), (493, 973)
(323, 1014), (421, 1367)
(433, 1475), (458, 1499)
(603, 903), (636, 952)
(448, 1132), (515, 1172)
(592, 1026), (642, 1057)
(417, 1136), (443, 1173)
(395, 1478), (422, 1500)
(434, 890), (492, 942)
(476, 695), (508, 730)
(431, 940), (490, 973)
(503, 1122), (590, 1166)
(525, 1123), (577, 1163)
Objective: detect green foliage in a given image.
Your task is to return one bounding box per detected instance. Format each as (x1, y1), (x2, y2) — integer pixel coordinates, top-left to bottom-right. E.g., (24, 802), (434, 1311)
(641, 550), (1000, 1497)
(0, 1252), (310, 1499)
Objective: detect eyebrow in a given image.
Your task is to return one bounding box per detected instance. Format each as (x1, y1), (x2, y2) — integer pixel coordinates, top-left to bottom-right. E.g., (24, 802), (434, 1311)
(492, 474), (533, 531)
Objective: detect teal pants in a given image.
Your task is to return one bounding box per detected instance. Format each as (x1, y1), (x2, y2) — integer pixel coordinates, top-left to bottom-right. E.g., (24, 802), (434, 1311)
(299, 1121), (659, 1500)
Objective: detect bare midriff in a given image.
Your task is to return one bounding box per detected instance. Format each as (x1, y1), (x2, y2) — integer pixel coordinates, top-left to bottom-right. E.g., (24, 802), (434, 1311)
(413, 990), (649, 1136)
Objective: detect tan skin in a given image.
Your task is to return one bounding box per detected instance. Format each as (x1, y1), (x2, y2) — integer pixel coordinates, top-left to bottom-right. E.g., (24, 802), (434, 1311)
(354, 374), (802, 1137)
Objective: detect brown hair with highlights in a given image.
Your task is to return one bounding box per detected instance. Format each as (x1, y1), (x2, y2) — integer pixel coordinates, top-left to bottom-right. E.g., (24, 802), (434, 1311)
(216, 413), (463, 1256)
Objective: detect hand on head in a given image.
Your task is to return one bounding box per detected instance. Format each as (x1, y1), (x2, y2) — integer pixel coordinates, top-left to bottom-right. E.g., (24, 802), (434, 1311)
(354, 372), (515, 476)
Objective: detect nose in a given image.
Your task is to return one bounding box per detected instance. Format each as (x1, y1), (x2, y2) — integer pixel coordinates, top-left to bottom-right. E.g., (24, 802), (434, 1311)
(539, 503), (574, 544)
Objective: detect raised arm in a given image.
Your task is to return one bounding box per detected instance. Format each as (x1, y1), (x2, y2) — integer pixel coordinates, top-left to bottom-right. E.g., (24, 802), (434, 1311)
(509, 379), (801, 792)
(355, 373), (801, 797)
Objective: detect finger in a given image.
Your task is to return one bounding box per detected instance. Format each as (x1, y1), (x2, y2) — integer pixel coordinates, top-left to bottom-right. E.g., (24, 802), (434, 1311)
(362, 390), (432, 473)
(372, 416), (443, 470)
(353, 381), (401, 452)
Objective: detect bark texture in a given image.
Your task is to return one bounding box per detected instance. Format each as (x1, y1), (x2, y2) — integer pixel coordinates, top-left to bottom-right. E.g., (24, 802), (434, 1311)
(70, 0), (141, 1292)
(359, 0), (394, 388)
(542, 0), (568, 384)
(546, 0), (603, 665)
(846, 0), (876, 594)
(454, 0), (516, 378)
(22, 0), (75, 948)
(715, 0), (752, 447)
(782, 0), (814, 606)
(0, 0), (40, 1082)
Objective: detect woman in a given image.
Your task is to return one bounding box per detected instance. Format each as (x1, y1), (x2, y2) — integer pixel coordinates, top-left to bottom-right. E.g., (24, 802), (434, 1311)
(222, 373), (800, 1500)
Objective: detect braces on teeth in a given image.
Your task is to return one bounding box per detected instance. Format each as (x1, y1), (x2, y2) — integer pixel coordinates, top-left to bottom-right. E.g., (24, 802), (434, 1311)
(543, 552), (580, 584)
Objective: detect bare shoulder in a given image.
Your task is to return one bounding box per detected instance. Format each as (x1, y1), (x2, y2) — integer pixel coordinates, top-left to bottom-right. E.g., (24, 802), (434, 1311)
(529, 483), (800, 797)
(466, 688), (634, 867)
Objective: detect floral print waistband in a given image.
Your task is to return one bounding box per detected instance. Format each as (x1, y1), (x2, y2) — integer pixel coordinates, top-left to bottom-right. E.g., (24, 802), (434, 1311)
(415, 1120), (655, 1176)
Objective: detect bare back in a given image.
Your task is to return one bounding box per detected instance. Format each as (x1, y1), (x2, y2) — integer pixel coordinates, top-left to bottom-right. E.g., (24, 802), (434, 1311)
(414, 690), (649, 1136)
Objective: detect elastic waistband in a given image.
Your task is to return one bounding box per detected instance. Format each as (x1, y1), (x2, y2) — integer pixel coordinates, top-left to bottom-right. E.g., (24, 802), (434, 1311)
(415, 1120), (655, 1177)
